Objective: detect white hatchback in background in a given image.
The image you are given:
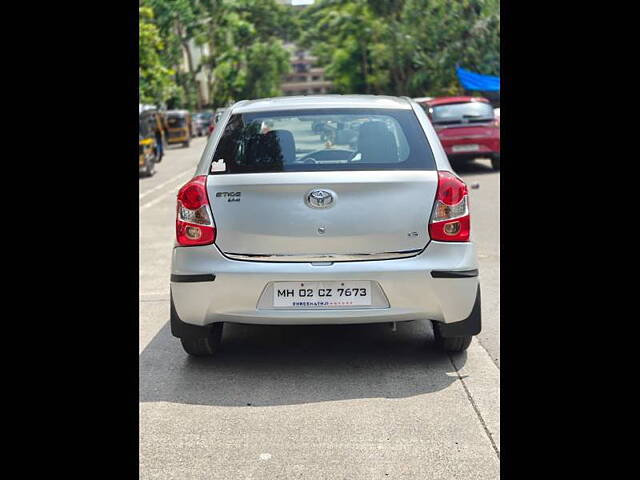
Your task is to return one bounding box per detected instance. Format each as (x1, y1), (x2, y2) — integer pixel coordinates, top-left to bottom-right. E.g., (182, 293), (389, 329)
(170, 95), (480, 356)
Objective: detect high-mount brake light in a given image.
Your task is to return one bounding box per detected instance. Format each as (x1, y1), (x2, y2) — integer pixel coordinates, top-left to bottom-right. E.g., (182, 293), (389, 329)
(176, 175), (216, 246)
(429, 171), (471, 242)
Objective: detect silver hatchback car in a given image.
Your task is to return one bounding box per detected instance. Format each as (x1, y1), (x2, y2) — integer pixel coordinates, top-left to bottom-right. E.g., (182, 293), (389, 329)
(170, 95), (480, 356)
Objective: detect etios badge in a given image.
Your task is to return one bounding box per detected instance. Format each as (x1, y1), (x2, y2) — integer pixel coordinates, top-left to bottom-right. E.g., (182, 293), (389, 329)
(306, 189), (335, 209)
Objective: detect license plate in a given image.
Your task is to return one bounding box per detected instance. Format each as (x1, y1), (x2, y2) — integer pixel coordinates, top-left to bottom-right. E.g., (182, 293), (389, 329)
(273, 281), (372, 308)
(452, 144), (480, 152)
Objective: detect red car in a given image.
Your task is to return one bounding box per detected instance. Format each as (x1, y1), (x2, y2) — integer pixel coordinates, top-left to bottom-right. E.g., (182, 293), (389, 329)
(423, 96), (500, 170)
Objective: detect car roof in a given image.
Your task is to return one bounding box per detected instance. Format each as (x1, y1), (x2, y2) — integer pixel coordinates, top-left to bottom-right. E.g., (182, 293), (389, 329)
(166, 110), (190, 115)
(426, 96), (489, 106)
(232, 95), (412, 113)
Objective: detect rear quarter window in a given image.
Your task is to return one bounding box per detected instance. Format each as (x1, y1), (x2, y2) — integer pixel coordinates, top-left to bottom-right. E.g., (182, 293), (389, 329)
(209, 108), (436, 174)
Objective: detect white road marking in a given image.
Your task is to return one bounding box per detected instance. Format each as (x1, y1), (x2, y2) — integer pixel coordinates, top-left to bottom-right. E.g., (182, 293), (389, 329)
(259, 454), (272, 461)
(139, 185), (181, 211)
(140, 292), (170, 302)
(139, 168), (193, 200)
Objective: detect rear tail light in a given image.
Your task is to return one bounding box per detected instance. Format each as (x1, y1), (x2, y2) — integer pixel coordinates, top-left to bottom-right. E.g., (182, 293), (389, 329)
(176, 175), (215, 246)
(429, 171), (471, 242)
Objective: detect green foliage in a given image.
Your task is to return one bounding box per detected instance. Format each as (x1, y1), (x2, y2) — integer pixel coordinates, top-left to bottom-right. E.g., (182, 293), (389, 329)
(140, 0), (293, 109)
(139, 0), (499, 108)
(207, 0), (293, 106)
(243, 41), (291, 98)
(141, 0), (205, 110)
(299, 0), (500, 97)
(139, 6), (178, 105)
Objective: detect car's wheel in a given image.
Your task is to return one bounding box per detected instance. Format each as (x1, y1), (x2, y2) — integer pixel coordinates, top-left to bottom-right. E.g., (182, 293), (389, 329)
(180, 323), (223, 357)
(183, 140), (190, 148)
(433, 324), (472, 352)
(491, 154), (500, 171)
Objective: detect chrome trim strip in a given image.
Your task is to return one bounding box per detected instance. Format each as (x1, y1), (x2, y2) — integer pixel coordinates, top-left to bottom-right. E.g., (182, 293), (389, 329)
(223, 249), (424, 263)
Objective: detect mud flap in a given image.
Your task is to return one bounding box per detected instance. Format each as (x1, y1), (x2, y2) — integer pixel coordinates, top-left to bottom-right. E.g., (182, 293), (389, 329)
(435, 285), (481, 337)
(170, 291), (215, 340)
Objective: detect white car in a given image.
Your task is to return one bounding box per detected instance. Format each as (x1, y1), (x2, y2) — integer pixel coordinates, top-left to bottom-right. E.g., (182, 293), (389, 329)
(170, 95), (480, 356)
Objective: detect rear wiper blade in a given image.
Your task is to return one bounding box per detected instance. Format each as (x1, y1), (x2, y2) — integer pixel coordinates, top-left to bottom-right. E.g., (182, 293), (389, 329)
(466, 117), (495, 122)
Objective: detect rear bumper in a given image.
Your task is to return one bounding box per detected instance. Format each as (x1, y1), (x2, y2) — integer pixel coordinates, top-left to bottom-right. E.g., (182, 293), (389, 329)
(167, 129), (189, 143)
(441, 137), (500, 157)
(170, 241), (479, 328)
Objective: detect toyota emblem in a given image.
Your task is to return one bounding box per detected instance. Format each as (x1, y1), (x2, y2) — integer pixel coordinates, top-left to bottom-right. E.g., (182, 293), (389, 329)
(306, 189), (335, 208)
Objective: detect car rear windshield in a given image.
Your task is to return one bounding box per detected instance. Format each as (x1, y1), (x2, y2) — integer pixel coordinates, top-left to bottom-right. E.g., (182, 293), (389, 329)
(427, 102), (494, 124)
(139, 117), (152, 137)
(167, 117), (186, 127)
(209, 108), (436, 174)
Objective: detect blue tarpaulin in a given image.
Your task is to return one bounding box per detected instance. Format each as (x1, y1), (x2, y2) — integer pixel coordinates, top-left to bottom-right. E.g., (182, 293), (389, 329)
(456, 67), (500, 91)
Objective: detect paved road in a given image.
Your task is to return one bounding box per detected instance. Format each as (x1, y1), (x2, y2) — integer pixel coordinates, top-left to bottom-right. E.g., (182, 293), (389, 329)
(139, 139), (500, 479)
(454, 160), (500, 367)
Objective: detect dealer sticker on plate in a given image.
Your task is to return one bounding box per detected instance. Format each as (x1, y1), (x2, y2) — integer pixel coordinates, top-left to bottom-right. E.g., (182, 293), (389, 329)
(273, 281), (372, 308)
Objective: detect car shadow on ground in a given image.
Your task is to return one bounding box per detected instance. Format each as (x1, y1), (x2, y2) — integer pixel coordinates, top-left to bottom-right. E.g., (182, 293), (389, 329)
(452, 159), (497, 175)
(139, 320), (467, 407)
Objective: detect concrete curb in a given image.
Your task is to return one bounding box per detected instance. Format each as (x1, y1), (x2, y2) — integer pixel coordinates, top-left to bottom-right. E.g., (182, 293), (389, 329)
(450, 338), (500, 454)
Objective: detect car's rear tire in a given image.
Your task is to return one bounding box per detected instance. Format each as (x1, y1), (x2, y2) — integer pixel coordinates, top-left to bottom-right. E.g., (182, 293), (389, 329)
(180, 323), (223, 357)
(183, 140), (190, 148)
(491, 154), (500, 171)
(433, 324), (472, 353)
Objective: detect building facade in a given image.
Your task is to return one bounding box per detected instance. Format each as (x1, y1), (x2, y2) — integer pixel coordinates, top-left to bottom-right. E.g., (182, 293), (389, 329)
(280, 45), (333, 96)
(277, 1), (332, 96)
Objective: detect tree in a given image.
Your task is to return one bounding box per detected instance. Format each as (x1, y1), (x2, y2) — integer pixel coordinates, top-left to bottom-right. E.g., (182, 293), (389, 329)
(204, 0), (293, 106)
(299, 0), (383, 94)
(139, 0), (297, 109)
(139, 6), (178, 106)
(298, 0), (500, 97)
(142, 0), (205, 109)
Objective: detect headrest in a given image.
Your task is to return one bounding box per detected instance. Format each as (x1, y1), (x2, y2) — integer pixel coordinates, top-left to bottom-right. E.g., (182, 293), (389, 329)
(357, 121), (398, 163)
(266, 129), (296, 164)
